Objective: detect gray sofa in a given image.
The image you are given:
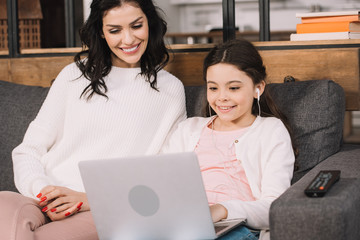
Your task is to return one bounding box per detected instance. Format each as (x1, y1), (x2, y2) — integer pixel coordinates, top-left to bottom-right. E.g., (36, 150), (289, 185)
(1, 79), (360, 239)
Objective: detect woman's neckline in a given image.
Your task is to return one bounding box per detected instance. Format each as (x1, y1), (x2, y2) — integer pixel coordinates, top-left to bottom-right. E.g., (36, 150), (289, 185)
(111, 65), (141, 70)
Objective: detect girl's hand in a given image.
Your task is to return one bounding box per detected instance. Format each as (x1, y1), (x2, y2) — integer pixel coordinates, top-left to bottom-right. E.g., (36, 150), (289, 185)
(210, 204), (228, 223)
(36, 185), (89, 221)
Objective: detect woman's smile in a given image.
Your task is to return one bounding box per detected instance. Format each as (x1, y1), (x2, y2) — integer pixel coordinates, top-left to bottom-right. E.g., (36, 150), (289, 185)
(121, 43), (141, 54)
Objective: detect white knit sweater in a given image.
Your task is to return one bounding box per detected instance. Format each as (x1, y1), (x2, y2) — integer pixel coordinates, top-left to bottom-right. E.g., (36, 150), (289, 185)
(12, 63), (186, 198)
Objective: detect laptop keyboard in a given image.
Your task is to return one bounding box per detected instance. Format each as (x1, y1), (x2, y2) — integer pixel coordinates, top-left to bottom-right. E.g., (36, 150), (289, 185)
(215, 225), (228, 234)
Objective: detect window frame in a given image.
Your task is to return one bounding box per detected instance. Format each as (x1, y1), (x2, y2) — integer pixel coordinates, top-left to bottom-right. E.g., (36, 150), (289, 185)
(3, 0), (78, 58)
(3, 0), (359, 59)
(4, 0), (259, 58)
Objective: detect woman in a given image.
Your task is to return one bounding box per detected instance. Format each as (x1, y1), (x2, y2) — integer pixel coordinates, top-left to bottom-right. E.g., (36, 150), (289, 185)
(0, 0), (186, 239)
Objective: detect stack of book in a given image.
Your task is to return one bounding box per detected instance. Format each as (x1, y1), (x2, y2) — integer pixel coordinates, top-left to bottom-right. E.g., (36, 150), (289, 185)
(290, 10), (360, 41)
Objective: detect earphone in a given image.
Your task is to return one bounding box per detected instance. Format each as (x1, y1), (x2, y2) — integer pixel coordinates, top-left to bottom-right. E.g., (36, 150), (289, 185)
(256, 88), (260, 100)
(256, 88), (261, 116)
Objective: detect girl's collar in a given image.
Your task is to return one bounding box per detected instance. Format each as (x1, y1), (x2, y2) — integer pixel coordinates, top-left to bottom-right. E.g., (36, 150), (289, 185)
(206, 115), (261, 131)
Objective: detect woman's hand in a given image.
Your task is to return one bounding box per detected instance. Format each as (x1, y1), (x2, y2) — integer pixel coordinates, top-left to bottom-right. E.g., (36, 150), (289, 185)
(36, 186), (89, 221)
(210, 204), (228, 223)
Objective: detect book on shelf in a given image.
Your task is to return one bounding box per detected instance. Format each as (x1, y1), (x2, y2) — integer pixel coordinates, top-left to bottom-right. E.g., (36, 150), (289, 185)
(300, 15), (360, 24)
(296, 21), (360, 34)
(296, 10), (360, 18)
(296, 10), (360, 24)
(290, 32), (360, 41)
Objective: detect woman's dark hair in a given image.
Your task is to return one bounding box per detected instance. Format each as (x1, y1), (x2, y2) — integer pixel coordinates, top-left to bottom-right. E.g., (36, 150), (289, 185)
(203, 38), (298, 159)
(74, 0), (169, 99)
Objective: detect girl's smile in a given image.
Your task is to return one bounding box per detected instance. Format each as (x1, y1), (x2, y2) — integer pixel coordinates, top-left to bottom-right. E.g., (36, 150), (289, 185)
(217, 105), (236, 113)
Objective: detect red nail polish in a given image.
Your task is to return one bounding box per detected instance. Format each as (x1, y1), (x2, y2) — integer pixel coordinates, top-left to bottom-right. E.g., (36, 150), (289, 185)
(77, 202), (83, 208)
(65, 212), (71, 217)
(51, 208), (57, 212)
(36, 193), (42, 198)
(40, 196), (47, 202)
(41, 207), (48, 212)
(77, 207), (81, 212)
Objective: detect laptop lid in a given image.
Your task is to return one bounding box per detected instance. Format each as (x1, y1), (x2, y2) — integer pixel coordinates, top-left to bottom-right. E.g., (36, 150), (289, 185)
(79, 152), (245, 240)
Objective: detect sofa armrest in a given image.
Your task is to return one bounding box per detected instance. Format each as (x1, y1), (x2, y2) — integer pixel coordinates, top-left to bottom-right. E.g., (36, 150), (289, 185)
(269, 145), (360, 240)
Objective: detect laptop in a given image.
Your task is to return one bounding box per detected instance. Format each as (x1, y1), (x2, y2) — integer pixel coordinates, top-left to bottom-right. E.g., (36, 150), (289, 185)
(78, 152), (246, 240)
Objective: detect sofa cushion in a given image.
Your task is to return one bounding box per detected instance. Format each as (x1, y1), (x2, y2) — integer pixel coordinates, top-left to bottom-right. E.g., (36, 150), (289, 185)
(0, 80), (49, 192)
(185, 85), (207, 118)
(267, 80), (345, 183)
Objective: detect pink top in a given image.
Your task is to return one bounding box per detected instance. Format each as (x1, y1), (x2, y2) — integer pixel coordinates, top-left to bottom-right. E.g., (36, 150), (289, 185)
(194, 124), (256, 205)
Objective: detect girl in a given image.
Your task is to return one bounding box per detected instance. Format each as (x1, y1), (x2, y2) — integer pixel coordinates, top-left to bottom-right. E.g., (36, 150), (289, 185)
(0, 0), (186, 239)
(162, 39), (296, 240)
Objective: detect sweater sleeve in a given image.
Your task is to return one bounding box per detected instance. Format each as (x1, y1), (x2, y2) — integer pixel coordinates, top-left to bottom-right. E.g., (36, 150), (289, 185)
(159, 86), (187, 153)
(161, 117), (210, 154)
(161, 118), (189, 154)
(220, 120), (295, 230)
(12, 65), (72, 198)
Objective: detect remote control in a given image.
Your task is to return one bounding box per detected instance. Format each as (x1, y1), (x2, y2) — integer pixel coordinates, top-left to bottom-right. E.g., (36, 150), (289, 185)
(304, 170), (340, 197)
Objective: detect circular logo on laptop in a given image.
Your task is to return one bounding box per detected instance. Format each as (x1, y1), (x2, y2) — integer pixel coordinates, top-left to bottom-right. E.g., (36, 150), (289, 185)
(128, 185), (160, 217)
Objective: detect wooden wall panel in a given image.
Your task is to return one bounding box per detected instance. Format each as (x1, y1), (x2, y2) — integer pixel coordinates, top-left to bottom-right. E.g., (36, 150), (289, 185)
(165, 52), (207, 86)
(8, 56), (74, 87)
(261, 48), (360, 110)
(166, 48), (360, 110)
(0, 59), (9, 81)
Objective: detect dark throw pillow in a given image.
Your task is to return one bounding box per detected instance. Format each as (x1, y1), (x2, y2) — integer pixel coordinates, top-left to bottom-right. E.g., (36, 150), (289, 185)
(267, 80), (345, 183)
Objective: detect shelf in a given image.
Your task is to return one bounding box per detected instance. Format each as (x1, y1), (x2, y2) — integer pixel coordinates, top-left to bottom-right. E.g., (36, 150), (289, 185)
(170, 0), (258, 5)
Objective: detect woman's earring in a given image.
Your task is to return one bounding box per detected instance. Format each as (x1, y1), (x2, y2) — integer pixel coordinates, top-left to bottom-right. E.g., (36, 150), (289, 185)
(208, 104), (212, 117)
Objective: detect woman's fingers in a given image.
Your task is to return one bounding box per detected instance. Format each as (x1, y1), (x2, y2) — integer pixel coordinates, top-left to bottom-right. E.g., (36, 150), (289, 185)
(36, 186), (89, 221)
(37, 185), (62, 206)
(45, 201), (83, 221)
(76, 201), (83, 212)
(43, 199), (71, 213)
(36, 185), (55, 198)
(63, 201), (83, 217)
(43, 202), (72, 213)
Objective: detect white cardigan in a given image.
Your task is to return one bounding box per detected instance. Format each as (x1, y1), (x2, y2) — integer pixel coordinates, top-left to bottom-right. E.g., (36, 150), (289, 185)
(13, 63), (186, 199)
(162, 116), (295, 238)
